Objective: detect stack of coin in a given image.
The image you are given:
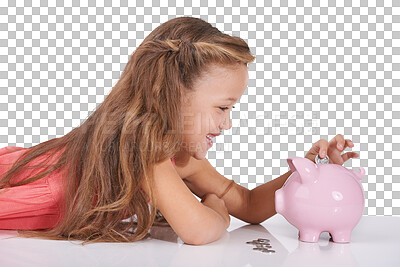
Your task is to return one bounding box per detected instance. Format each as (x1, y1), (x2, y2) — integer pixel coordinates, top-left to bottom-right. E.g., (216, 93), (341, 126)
(246, 238), (275, 253)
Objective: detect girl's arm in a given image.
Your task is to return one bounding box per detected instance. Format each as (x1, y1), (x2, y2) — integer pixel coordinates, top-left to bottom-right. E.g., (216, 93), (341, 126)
(183, 157), (292, 224)
(246, 170), (292, 224)
(185, 135), (357, 225)
(141, 159), (228, 245)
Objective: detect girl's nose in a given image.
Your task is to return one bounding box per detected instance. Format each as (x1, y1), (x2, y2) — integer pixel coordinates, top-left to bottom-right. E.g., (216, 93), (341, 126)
(220, 117), (232, 130)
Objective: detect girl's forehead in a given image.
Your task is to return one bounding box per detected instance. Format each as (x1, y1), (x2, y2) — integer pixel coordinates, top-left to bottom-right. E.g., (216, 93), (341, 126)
(194, 65), (248, 97)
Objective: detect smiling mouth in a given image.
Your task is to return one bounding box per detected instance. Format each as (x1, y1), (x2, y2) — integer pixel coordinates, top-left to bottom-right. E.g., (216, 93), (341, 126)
(206, 135), (213, 146)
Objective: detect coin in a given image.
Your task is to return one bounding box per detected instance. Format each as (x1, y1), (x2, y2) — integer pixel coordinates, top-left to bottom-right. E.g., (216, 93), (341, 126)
(315, 154), (329, 164)
(253, 247), (276, 253)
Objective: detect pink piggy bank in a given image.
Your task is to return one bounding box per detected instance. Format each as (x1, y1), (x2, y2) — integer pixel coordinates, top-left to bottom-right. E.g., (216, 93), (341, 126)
(275, 156), (365, 243)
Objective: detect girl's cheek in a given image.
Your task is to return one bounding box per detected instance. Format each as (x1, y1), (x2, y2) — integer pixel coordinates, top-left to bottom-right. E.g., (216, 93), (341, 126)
(208, 114), (221, 129)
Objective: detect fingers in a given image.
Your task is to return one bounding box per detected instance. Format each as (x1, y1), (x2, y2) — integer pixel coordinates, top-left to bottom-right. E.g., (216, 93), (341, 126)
(334, 138), (354, 152)
(337, 135), (345, 150)
(330, 134), (356, 151)
(334, 136), (357, 154)
(331, 135), (359, 163)
(312, 135), (359, 164)
(333, 134), (346, 150)
(341, 151), (359, 162)
(316, 139), (329, 158)
(344, 139), (354, 149)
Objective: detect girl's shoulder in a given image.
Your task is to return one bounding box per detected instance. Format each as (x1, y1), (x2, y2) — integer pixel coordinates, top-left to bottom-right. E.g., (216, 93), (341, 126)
(0, 146), (26, 157)
(0, 146), (29, 166)
(169, 156), (203, 180)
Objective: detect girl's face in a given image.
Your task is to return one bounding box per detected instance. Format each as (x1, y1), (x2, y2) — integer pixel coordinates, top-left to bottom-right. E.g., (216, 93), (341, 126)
(179, 63), (249, 160)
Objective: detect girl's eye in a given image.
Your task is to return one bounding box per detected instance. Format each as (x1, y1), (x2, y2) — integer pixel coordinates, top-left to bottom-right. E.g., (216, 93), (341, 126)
(219, 106), (235, 111)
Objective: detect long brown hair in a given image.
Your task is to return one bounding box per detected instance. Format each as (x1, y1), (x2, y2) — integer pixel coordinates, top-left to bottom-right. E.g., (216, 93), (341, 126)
(0, 16), (255, 244)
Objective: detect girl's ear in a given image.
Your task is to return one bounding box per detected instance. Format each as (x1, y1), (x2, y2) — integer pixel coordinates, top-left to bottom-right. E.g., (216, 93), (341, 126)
(287, 156), (318, 184)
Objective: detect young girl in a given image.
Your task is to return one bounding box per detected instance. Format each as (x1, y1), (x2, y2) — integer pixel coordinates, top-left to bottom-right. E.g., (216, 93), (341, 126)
(0, 16), (358, 245)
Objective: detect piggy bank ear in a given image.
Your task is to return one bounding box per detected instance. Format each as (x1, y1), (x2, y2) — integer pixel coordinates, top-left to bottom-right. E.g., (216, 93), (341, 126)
(287, 156), (318, 184)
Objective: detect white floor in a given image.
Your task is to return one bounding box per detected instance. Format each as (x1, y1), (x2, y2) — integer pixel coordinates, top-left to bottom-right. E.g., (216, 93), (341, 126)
(0, 214), (399, 267)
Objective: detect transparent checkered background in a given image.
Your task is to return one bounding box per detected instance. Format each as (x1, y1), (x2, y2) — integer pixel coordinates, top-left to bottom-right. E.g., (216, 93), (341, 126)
(0, 0), (399, 216)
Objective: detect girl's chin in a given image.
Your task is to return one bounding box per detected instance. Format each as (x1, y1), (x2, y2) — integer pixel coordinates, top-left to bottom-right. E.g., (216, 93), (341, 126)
(188, 145), (210, 160)
(181, 140), (212, 158)
(191, 154), (206, 161)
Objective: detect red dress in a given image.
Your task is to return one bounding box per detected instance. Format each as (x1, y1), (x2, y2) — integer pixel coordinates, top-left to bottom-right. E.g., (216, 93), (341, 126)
(0, 146), (175, 230)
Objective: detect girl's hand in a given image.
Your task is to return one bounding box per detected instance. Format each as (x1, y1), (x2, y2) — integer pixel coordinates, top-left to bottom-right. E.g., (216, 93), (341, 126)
(304, 134), (359, 165)
(201, 193), (230, 228)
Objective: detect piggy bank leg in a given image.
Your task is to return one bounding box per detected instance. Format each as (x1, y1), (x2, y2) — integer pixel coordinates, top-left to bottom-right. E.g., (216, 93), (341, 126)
(330, 230), (352, 243)
(298, 229), (321, 243)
